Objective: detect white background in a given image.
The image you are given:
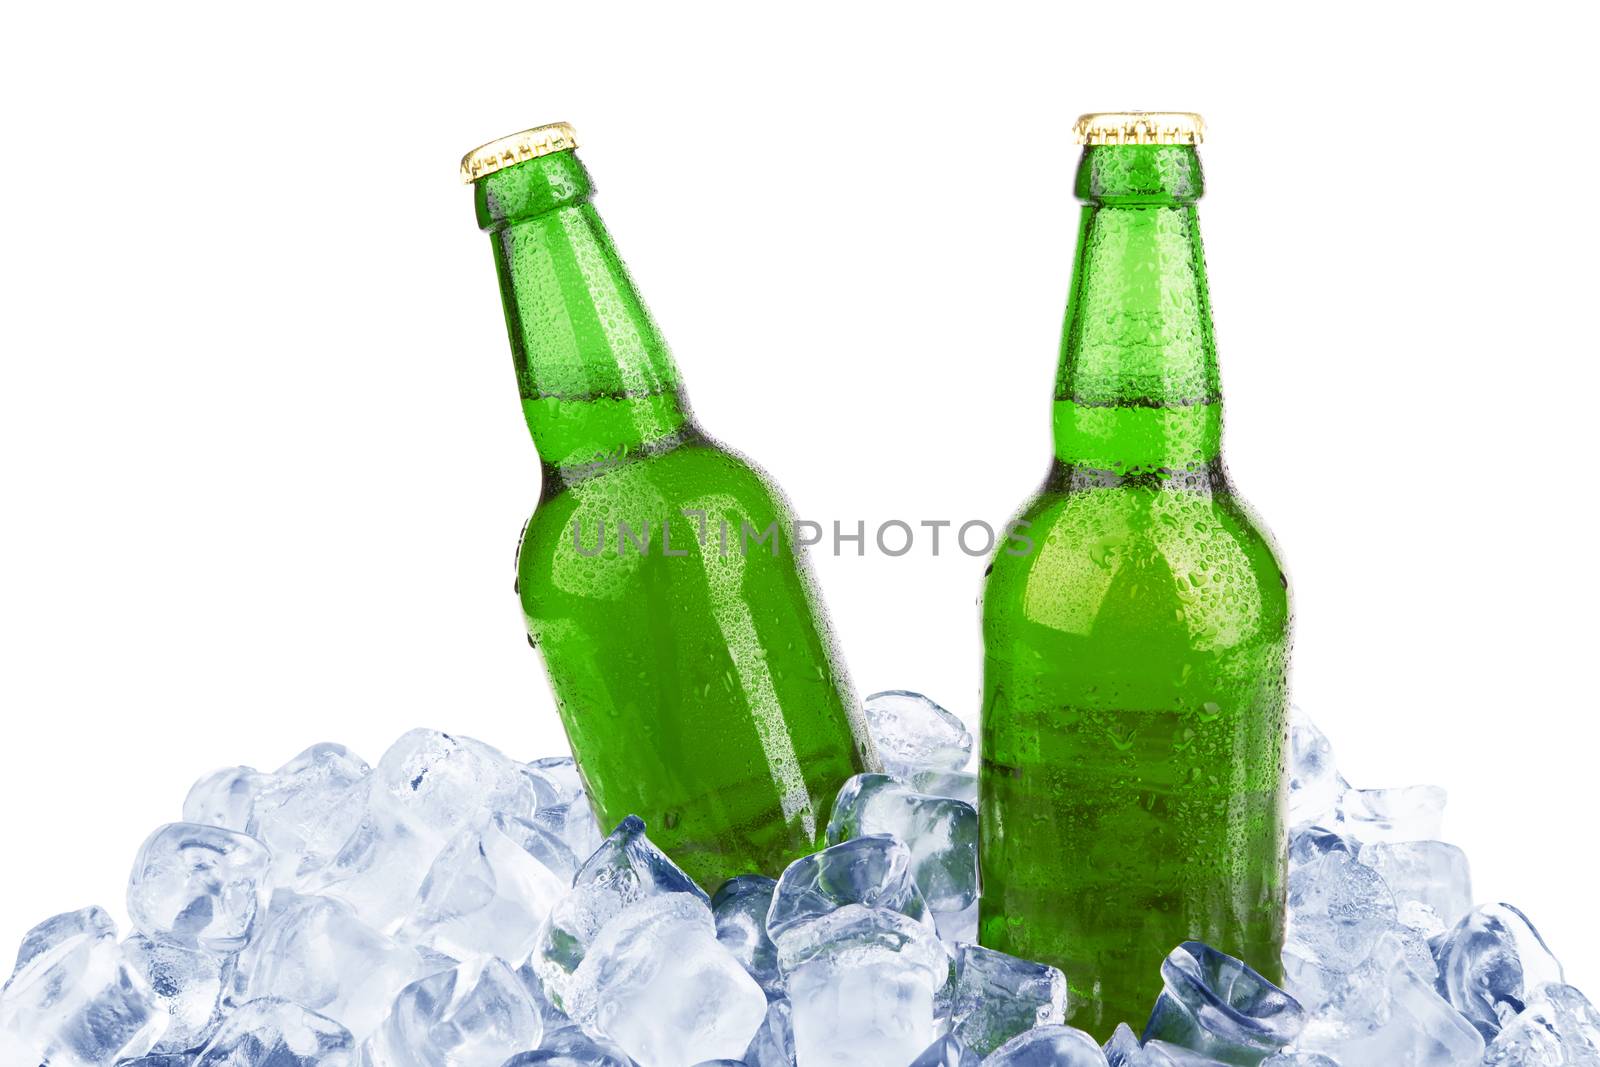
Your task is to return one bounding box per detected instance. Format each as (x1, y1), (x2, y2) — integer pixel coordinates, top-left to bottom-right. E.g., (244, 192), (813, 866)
(2, 2), (1596, 990)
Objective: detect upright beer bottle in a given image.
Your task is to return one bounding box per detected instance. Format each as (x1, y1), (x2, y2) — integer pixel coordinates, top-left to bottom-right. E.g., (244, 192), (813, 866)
(461, 123), (876, 888)
(978, 113), (1291, 1036)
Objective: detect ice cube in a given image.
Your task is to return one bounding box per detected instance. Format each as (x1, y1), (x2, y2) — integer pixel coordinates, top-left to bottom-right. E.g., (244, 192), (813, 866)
(250, 743), (371, 887)
(117, 1056), (195, 1067)
(711, 875), (782, 998)
(514, 960), (576, 1041)
(242, 891), (425, 1040)
(767, 835), (929, 946)
(563, 893), (766, 1067)
(523, 756), (585, 809)
(310, 808), (441, 934)
(1287, 714), (1346, 829)
(400, 817), (571, 964)
(826, 774), (979, 914)
(183, 766), (266, 833)
(909, 1033), (981, 1066)
(1105, 1026), (1230, 1067)
(935, 899), (980, 943)
(495, 813), (581, 885)
(984, 1024), (1110, 1066)
(498, 1027), (634, 1066)
(192, 996), (353, 1065)
(530, 796), (604, 865)
(122, 932), (232, 1053)
(1483, 983), (1600, 1065)
(127, 823), (272, 953)
(742, 997), (795, 1067)
(371, 730), (533, 839)
(318, 731), (538, 929)
(359, 956), (541, 1067)
(1438, 902), (1566, 1038)
(907, 768), (979, 805)
(1103, 1023), (1144, 1066)
(1142, 942), (1303, 1063)
(945, 943), (1066, 1055)
(1294, 948), (1484, 1066)
(1336, 785), (1445, 845)
(0, 906), (167, 1066)
(1142, 1042), (1237, 1065)
(1282, 849), (1395, 1007)
(1287, 826), (1354, 870)
(1357, 840), (1471, 937)
(1259, 1055), (1340, 1067)
(529, 815), (707, 1012)
(778, 905), (948, 1067)
(862, 690), (973, 776)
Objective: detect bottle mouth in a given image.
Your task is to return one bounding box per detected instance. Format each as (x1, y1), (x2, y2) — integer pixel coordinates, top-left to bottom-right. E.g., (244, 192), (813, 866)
(461, 122), (580, 184)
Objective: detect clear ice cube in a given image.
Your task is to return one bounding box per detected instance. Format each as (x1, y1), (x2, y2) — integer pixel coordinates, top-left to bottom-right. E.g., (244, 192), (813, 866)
(529, 814), (707, 1012)
(945, 943), (1066, 1055)
(826, 773), (979, 914)
(778, 905), (948, 1067)
(183, 766), (266, 834)
(563, 893), (766, 1067)
(1282, 849), (1396, 1007)
(1141, 942), (1304, 1063)
(127, 823), (272, 954)
(400, 817), (570, 964)
(1287, 715), (1346, 829)
(767, 835), (930, 946)
(359, 956), (541, 1067)
(1294, 946), (1484, 1066)
(984, 1024), (1110, 1066)
(192, 996), (353, 1065)
(862, 690), (973, 777)
(910, 1033), (981, 1066)
(0, 906), (167, 1066)
(498, 1026), (634, 1066)
(1357, 840), (1472, 937)
(1336, 785), (1446, 845)
(711, 875), (782, 998)
(1438, 902), (1566, 1037)
(742, 996), (795, 1067)
(122, 932), (232, 1053)
(1482, 983), (1600, 1065)
(250, 743), (372, 887)
(529, 796), (604, 866)
(371, 729), (533, 839)
(241, 891), (426, 1040)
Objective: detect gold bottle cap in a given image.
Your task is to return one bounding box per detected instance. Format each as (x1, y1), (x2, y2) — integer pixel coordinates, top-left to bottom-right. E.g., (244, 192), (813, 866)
(1073, 112), (1205, 146)
(460, 122), (580, 184)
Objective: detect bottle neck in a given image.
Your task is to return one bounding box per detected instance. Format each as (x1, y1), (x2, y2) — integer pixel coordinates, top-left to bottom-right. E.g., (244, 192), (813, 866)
(1052, 144), (1221, 477)
(476, 150), (692, 471)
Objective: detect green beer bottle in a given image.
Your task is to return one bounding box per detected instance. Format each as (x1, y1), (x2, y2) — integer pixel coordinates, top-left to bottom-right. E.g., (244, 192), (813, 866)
(461, 123), (876, 888)
(978, 113), (1291, 1036)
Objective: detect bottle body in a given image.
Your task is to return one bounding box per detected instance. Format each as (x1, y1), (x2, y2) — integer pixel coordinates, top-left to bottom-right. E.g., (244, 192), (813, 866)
(473, 134), (874, 888)
(979, 465), (1289, 1034)
(977, 138), (1289, 1036)
(519, 430), (871, 887)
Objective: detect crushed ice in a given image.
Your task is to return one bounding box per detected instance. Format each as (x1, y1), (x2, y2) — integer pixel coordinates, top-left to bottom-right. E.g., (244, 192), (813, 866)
(1, 696), (1594, 1066)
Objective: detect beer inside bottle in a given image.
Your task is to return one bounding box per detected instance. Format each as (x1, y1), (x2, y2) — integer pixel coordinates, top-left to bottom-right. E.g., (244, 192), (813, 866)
(462, 124), (876, 888)
(978, 113), (1291, 1037)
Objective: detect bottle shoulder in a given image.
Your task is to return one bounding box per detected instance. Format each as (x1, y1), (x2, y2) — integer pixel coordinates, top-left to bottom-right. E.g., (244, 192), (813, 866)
(983, 479), (1290, 648)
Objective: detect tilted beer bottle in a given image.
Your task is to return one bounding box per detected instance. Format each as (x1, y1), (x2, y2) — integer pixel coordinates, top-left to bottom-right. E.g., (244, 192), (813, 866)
(978, 113), (1291, 1036)
(461, 123), (876, 888)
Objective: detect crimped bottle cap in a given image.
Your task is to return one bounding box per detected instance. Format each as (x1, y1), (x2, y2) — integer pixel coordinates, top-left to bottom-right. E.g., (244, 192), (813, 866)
(460, 122), (579, 184)
(1073, 112), (1205, 146)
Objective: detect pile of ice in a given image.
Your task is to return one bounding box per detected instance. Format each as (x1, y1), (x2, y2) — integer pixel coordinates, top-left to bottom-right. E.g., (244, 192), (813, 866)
(1, 693), (1595, 1067)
